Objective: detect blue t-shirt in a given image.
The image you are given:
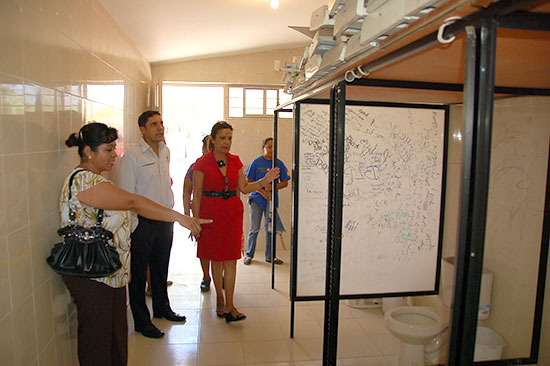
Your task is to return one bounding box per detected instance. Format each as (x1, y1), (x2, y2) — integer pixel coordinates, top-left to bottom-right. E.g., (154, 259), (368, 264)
(246, 155), (290, 209)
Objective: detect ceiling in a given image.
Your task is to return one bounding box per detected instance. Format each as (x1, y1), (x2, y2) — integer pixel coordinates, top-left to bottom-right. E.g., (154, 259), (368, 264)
(99, 0), (328, 64)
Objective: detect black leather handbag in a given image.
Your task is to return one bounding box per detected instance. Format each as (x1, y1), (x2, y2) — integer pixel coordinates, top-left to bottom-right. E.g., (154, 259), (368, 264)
(46, 169), (122, 278)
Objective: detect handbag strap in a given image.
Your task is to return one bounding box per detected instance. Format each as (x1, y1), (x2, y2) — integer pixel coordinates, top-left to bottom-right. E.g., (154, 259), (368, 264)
(67, 169), (104, 227)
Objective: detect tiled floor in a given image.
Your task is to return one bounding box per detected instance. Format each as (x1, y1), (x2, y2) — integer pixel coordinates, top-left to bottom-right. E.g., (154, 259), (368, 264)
(127, 227), (398, 366)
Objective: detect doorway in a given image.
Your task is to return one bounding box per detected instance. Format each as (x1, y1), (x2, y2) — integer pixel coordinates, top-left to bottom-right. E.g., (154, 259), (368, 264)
(162, 84), (224, 213)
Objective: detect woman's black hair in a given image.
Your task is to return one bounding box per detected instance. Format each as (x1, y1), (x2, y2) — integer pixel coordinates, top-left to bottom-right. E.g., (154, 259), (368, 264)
(65, 122), (118, 158)
(202, 135), (210, 150)
(262, 137), (273, 148)
(210, 121), (233, 139)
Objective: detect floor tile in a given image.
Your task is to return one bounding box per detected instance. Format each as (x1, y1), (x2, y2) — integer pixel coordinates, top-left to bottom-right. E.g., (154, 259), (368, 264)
(369, 333), (399, 356)
(243, 340), (292, 364)
(235, 293), (274, 308)
(199, 322), (243, 343)
(286, 337), (323, 361)
(274, 305), (316, 324)
(241, 320), (285, 341)
(150, 343), (198, 366)
(337, 335), (382, 359)
(338, 318), (367, 337)
(127, 339), (152, 366)
(279, 320), (323, 339)
(236, 282), (271, 295)
(198, 342), (245, 365)
(238, 306), (278, 323)
(356, 315), (391, 335)
(340, 356), (390, 365)
(294, 361), (324, 366)
(164, 323), (200, 344)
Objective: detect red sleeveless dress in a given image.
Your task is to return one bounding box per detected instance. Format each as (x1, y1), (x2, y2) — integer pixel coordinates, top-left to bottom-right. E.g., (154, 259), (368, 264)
(193, 151), (244, 261)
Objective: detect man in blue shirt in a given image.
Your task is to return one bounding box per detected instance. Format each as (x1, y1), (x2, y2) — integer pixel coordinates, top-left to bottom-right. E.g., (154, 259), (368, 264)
(244, 137), (290, 265)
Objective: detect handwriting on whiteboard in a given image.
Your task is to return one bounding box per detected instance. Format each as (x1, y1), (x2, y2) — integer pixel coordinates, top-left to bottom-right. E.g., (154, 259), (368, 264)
(340, 106), (444, 295)
(296, 103), (445, 296)
(296, 104), (330, 296)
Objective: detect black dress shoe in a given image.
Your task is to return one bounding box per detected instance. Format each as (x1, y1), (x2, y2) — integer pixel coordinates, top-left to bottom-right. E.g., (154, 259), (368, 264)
(135, 324), (164, 338)
(153, 310), (186, 322)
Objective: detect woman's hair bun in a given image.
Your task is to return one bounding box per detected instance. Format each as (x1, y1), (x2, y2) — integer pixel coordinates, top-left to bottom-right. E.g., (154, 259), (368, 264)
(65, 132), (80, 147)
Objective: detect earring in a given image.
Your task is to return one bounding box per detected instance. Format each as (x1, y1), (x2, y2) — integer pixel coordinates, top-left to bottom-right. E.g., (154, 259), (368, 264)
(88, 155), (92, 160)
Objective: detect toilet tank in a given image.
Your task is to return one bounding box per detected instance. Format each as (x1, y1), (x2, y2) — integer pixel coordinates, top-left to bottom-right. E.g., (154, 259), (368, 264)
(441, 257), (494, 320)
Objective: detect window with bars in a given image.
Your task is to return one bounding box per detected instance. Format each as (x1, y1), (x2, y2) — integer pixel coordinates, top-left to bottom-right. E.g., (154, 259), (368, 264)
(228, 87), (293, 119)
(228, 87), (244, 117)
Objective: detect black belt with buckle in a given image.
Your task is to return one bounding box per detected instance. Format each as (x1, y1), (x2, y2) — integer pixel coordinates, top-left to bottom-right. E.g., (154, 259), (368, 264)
(203, 190), (237, 200)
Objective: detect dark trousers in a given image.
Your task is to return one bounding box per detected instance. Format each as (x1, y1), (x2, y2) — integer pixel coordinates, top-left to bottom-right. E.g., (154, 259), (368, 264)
(62, 276), (128, 366)
(129, 216), (174, 329)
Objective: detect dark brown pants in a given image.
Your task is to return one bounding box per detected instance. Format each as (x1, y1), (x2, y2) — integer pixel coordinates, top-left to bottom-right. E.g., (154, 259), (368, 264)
(63, 276), (128, 366)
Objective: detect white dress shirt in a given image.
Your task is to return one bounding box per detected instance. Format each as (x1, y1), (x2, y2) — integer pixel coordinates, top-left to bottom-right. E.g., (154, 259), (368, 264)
(119, 137), (174, 210)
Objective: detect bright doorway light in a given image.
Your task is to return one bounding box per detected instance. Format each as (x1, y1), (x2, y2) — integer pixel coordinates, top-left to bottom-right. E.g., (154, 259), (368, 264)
(162, 84), (224, 213)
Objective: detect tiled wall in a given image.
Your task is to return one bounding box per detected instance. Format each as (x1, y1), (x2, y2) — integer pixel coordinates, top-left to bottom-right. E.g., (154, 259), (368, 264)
(483, 97), (550, 360)
(0, 0), (151, 364)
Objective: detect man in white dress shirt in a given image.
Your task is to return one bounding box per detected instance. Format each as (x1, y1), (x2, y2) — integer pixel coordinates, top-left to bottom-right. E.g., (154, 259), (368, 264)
(120, 110), (185, 339)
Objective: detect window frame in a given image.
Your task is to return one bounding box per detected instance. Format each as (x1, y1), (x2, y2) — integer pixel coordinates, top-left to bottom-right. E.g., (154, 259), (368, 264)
(227, 85), (293, 119)
(160, 82), (293, 121)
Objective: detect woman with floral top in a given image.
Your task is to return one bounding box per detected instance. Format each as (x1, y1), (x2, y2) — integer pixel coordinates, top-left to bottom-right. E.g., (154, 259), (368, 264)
(61, 122), (210, 366)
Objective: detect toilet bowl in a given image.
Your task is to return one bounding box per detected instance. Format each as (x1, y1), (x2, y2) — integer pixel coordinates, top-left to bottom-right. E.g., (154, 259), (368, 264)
(423, 257), (498, 364)
(382, 257), (500, 364)
(385, 306), (449, 366)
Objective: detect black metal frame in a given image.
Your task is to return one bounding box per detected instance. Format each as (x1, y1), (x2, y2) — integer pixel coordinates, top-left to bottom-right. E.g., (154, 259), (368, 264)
(448, 19), (498, 365)
(271, 110), (278, 289)
(270, 108), (293, 290)
(322, 82), (346, 365)
(288, 99), (328, 339)
(351, 78), (550, 97)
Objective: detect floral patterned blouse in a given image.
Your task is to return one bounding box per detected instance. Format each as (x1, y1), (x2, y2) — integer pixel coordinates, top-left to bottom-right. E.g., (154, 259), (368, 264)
(59, 169), (131, 288)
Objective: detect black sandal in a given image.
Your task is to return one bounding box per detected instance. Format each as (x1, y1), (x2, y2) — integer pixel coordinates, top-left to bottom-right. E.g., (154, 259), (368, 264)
(224, 308), (246, 323)
(200, 279), (211, 292)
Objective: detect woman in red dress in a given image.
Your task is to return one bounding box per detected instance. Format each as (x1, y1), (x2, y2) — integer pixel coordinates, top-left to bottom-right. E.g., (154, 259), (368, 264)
(193, 121), (279, 322)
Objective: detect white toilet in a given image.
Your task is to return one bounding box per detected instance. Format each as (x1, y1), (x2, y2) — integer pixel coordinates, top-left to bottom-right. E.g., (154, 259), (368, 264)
(385, 306), (449, 365)
(384, 257), (497, 365)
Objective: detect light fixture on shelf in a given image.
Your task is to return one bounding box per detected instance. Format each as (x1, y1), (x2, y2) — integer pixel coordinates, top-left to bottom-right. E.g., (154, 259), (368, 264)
(270, 0), (279, 9)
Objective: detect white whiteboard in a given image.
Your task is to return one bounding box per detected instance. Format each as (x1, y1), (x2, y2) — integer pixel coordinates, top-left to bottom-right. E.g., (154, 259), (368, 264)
(340, 105), (445, 295)
(295, 103), (445, 297)
(296, 103), (330, 297)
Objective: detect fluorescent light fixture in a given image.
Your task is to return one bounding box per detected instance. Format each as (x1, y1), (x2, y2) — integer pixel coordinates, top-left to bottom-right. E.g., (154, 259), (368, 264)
(396, 22), (409, 29)
(419, 6), (435, 14)
(270, 0), (279, 9)
(376, 34), (389, 41)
